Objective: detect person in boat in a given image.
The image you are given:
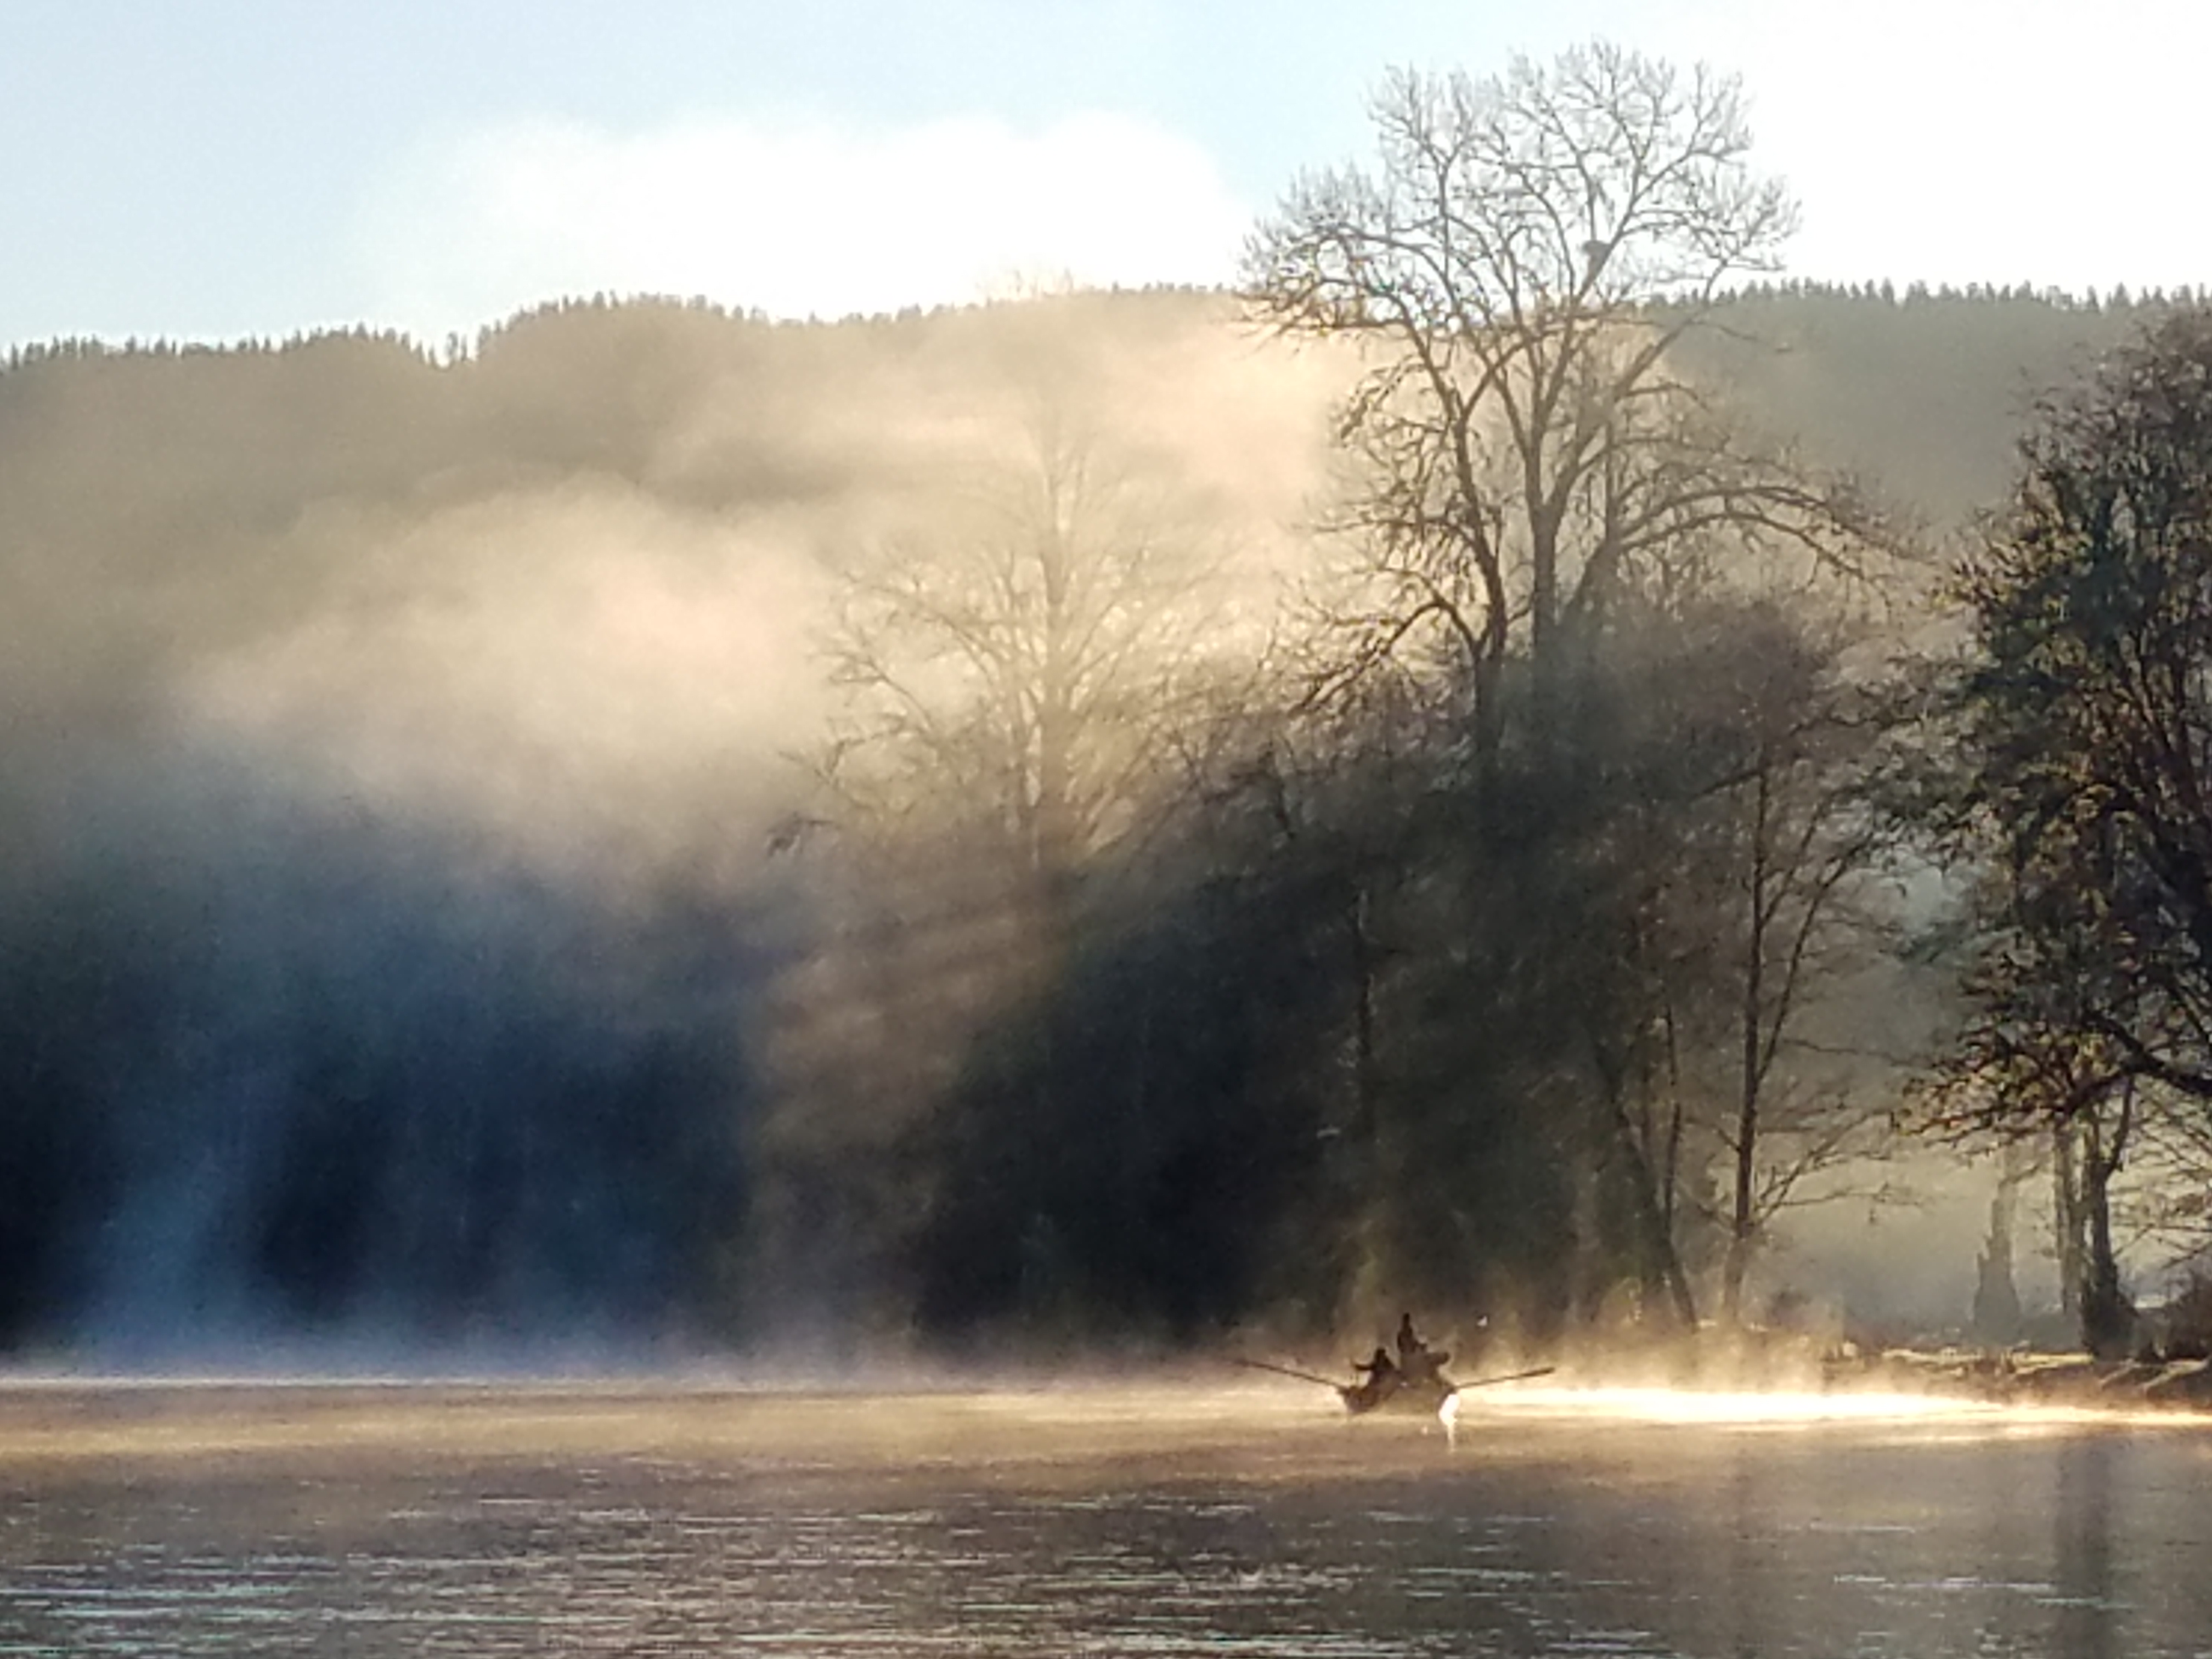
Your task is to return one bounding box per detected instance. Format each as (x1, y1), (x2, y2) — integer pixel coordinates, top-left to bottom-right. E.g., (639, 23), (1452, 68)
(1395, 1313), (1451, 1387)
(1346, 1345), (1399, 1412)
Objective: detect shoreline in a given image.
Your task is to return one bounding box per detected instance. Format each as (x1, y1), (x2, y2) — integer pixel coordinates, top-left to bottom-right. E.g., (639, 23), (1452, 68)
(1826, 1346), (2212, 1413)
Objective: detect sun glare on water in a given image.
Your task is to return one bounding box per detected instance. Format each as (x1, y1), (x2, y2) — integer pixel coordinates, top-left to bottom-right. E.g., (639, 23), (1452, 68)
(1437, 1384), (2014, 1438)
(1482, 1385), (1995, 1423)
(1440, 1381), (2212, 1440)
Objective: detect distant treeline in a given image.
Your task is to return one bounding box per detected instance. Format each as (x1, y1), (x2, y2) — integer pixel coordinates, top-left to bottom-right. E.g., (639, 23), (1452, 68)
(8, 274), (2197, 376)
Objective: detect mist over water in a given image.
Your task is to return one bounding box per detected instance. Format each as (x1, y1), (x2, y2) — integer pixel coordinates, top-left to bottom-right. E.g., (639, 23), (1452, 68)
(2, 1379), (2207, 1656)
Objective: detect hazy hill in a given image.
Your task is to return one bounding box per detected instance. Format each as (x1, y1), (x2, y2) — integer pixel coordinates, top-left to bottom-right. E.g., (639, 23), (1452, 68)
(0, 283), (2152, 885)
(0, 283), (2148, 716)
(1680, 283), (2146, 526)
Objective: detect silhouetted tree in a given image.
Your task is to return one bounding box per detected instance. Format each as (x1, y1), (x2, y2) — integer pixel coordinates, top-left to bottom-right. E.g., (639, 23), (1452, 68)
(1921, 308), (2212, 1352)
(1244, 41), (1874, 772)
(775, 379), (1263, 1344)
(816, 387), (1239, 915)
(1702, 607), (1915, 1322)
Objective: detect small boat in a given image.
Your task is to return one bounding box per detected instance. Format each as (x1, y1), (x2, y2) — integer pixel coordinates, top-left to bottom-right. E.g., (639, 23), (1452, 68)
(1235, 1355), (1555, 1415)
(1339, 1370), (1457, 1416)
(1339, 1349), (1456, 1415)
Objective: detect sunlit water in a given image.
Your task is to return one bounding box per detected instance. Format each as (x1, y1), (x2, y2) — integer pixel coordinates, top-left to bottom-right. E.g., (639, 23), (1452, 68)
(1, 1375), (2208, 1656)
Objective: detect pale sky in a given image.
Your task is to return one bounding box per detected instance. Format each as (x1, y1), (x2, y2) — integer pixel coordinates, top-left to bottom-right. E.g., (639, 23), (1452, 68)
(5, 0), (2209, 348)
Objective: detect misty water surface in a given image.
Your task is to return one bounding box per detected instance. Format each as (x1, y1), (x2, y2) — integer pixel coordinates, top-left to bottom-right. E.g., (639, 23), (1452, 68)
(0, 1379), (2207, 1656)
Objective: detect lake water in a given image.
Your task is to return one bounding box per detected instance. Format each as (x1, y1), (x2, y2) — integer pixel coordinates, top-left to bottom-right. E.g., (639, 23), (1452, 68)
(1, 1376), (2207, 1656)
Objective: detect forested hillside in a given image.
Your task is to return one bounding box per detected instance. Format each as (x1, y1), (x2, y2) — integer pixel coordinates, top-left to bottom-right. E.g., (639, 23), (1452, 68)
(0, 278), (2182, 1361)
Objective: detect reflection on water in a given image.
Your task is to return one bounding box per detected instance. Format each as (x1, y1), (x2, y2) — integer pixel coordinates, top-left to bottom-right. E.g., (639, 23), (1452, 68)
(0, 1379), (2207, 1656)
(2056, 1435), (2117, 1659)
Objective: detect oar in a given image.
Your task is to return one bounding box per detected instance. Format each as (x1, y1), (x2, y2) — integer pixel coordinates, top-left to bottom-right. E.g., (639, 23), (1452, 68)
(1444, 1365), (1556, 1392)
(1231, 1357), (1354, 1391)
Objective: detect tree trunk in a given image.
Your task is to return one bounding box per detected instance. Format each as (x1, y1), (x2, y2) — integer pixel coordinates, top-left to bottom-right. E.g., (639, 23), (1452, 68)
(2081, 1170), (2127, 1359)
(2078, 1089), (2134, 1361)
(2053, 1120), (2085, 1327)
(1527, 506), (1562, 735)
(1348, 882), (1379, 1159)
(1606, 1091), (1700, 1331)
(1722, 761), (1773, 1326)
(1970, 1153), (2023, 1346)
(1341, 877), (1385, 1263)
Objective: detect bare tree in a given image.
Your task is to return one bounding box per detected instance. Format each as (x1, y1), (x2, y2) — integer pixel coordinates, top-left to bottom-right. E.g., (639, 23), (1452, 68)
(817, 387), (1240, 917)
(1559, 599), (1910, 1330)
(759, 383), (1252, 1335)
(1707, 612), (1913, 1322)
(1243, 42), (1872, 762)
(1917, 308), (2212, 1354)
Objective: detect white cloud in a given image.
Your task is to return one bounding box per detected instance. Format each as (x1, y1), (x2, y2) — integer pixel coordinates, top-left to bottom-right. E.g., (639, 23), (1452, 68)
(1655, 0), (2212, 294)
(359, 110), (1250, 338)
